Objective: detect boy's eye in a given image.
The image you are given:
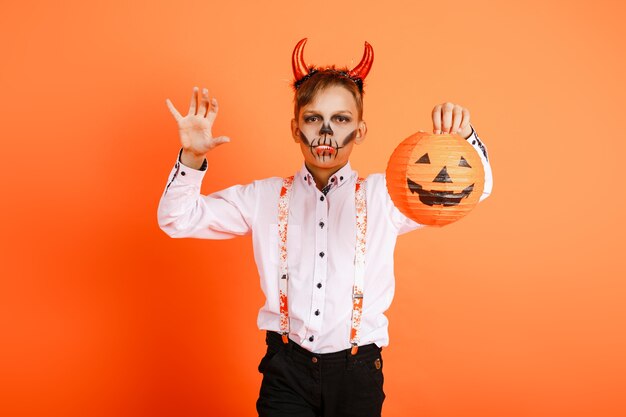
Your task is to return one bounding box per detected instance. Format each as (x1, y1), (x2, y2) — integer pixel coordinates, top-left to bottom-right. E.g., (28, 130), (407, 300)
(305, 116), (319, 123)
(335, 116), (351, 123)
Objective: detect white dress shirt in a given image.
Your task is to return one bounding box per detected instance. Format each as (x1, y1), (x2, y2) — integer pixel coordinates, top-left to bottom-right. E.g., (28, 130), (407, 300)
(158, 131), (493, 353)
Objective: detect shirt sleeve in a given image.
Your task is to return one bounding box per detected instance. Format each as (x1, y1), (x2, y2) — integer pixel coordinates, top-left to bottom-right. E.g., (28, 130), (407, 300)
(466, 126), (493, 202)
(375, 174), (423, 235)
(157, 151), (258, 239)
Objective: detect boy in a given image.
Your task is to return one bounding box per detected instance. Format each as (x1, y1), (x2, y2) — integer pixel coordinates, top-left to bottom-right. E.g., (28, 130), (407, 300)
(158, 39), (493, 417)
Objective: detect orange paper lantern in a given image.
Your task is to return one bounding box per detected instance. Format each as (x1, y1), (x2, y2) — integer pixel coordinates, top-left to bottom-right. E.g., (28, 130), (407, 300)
(386, 132), (485, 226)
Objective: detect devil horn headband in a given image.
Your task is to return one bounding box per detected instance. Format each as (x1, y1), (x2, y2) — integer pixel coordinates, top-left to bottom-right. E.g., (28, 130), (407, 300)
(292, 38), (374, 91)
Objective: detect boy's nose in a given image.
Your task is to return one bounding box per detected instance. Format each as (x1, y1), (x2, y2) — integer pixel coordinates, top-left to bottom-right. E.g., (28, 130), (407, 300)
(319, 124), (333, 136)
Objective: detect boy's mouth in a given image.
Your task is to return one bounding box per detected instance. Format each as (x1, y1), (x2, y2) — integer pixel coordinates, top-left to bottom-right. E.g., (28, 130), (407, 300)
(314, 145), (336, 155)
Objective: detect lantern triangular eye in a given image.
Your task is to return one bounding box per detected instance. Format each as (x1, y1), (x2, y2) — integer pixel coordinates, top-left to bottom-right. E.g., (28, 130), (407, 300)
(415, 153), (430, 164)
(458, 156), (472, 168)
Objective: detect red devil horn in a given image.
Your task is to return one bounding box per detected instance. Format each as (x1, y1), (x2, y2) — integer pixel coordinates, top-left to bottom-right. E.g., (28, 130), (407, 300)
(348, 41), (374, 81)
(292, 38), (310, 81)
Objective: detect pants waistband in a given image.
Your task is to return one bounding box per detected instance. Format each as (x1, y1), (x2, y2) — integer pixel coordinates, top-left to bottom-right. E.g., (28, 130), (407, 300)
(265, 331), (381, 363)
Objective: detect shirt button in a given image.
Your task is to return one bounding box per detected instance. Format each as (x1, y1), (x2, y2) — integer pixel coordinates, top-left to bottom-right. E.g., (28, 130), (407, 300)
(319, 221), (325, 228)
(317, 283), (322, 289)
(320, 196), (325, 201)
(312, 357), (318, 363)
(309, 335), (315, 342)
(319, 252), (324, 258)
(315, 309), (320, 316)
(181, 171), (186, 176)
(340, 176), (343, 181)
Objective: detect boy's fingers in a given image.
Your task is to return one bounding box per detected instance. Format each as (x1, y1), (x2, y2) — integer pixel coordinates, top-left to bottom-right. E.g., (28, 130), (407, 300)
(206, 98), (219, 123)
(188, 86), (199, 115)
(451, 106), (462, 134)
(432, 105), (442, 134)
(459, 108), (471, 134)
(441, 102), (453, 133)
(198, 88), (210, 117)
(212, 136), (231, 148)
(165, 99), (182, 121)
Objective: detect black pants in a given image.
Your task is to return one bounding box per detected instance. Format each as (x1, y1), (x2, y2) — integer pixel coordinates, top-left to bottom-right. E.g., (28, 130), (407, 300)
(256, 331), (385, 417)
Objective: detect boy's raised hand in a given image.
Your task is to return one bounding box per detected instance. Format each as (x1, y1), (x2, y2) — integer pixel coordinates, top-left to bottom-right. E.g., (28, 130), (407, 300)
(432, 102), (473, 139)
(166, 87), (230, 169)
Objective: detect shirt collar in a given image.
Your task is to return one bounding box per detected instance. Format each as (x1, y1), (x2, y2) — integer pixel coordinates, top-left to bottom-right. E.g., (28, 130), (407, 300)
(298, 162), (355, 192)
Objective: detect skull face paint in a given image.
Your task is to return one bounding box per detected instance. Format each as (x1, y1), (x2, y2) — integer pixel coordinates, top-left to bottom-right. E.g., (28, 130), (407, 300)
(292, 85), (365, 175)
(298, 127), (358, 162)
(319, 123), (333, 136)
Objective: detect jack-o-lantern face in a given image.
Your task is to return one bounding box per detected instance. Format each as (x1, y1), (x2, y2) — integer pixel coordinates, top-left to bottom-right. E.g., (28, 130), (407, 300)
(386, 132), (485, 226)
(406, 152), (475, 206)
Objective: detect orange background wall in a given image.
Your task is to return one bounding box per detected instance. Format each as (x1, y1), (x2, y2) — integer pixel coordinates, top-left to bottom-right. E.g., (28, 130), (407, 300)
(1, 1), (625, 416)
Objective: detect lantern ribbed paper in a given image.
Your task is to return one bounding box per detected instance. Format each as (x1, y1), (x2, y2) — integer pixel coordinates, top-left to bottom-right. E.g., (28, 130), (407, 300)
(386, 132), (485, 226)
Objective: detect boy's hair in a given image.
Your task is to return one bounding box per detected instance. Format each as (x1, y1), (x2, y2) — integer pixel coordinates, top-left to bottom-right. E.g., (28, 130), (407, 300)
(293, 69), (364, 121)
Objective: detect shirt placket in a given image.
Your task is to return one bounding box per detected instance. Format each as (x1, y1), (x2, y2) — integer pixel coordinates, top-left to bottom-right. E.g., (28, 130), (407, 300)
(305, 187), (329, 348)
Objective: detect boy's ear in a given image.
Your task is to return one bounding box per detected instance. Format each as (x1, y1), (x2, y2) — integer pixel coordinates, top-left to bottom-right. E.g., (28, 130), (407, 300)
(355, 120), (367, 145)
(291, 118), (301, 143)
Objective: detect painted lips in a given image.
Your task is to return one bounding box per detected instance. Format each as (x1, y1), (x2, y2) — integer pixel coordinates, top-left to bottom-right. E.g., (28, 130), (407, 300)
(314, 145), (336, 155)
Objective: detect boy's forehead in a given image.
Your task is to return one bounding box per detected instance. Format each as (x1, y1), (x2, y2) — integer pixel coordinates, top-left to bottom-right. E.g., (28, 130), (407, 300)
(302, 86), (358, 111)
(302, 107), (353, 114)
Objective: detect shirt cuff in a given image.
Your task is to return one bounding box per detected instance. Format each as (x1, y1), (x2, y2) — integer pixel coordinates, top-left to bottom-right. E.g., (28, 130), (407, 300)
(465, 126), (489, 161)
(177, 148), (208, 171)
(169, 148), (208, 184)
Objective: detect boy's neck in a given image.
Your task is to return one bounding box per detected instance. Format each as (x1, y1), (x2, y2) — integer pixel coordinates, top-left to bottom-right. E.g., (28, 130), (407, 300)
(304, 161), (348, 191)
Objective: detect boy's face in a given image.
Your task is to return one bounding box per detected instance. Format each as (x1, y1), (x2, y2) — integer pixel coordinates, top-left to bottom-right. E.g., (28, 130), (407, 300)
(291, 85), (366, 174)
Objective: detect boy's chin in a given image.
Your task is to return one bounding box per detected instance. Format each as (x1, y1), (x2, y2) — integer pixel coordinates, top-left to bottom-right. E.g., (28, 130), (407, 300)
(304, 157), (348, 170)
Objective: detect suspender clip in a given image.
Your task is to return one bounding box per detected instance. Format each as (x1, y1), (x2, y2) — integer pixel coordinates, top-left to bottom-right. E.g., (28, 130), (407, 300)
(281, 333), (289, 344)
(350, 344), (359, 356)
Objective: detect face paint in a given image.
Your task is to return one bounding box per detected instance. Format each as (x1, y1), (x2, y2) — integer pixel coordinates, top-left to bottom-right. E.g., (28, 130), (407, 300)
(293, 85), (364, 176)
(319, 123), (333, 136)
(299, 129), (358, 162)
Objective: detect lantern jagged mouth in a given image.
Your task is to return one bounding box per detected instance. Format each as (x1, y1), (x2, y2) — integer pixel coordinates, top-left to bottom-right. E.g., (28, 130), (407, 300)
(407, 178), (474, 207)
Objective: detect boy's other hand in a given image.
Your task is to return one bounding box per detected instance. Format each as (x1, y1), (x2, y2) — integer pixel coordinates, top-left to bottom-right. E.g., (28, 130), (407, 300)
(166, 87), (231, 169)
(432, 102), (473, 139)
